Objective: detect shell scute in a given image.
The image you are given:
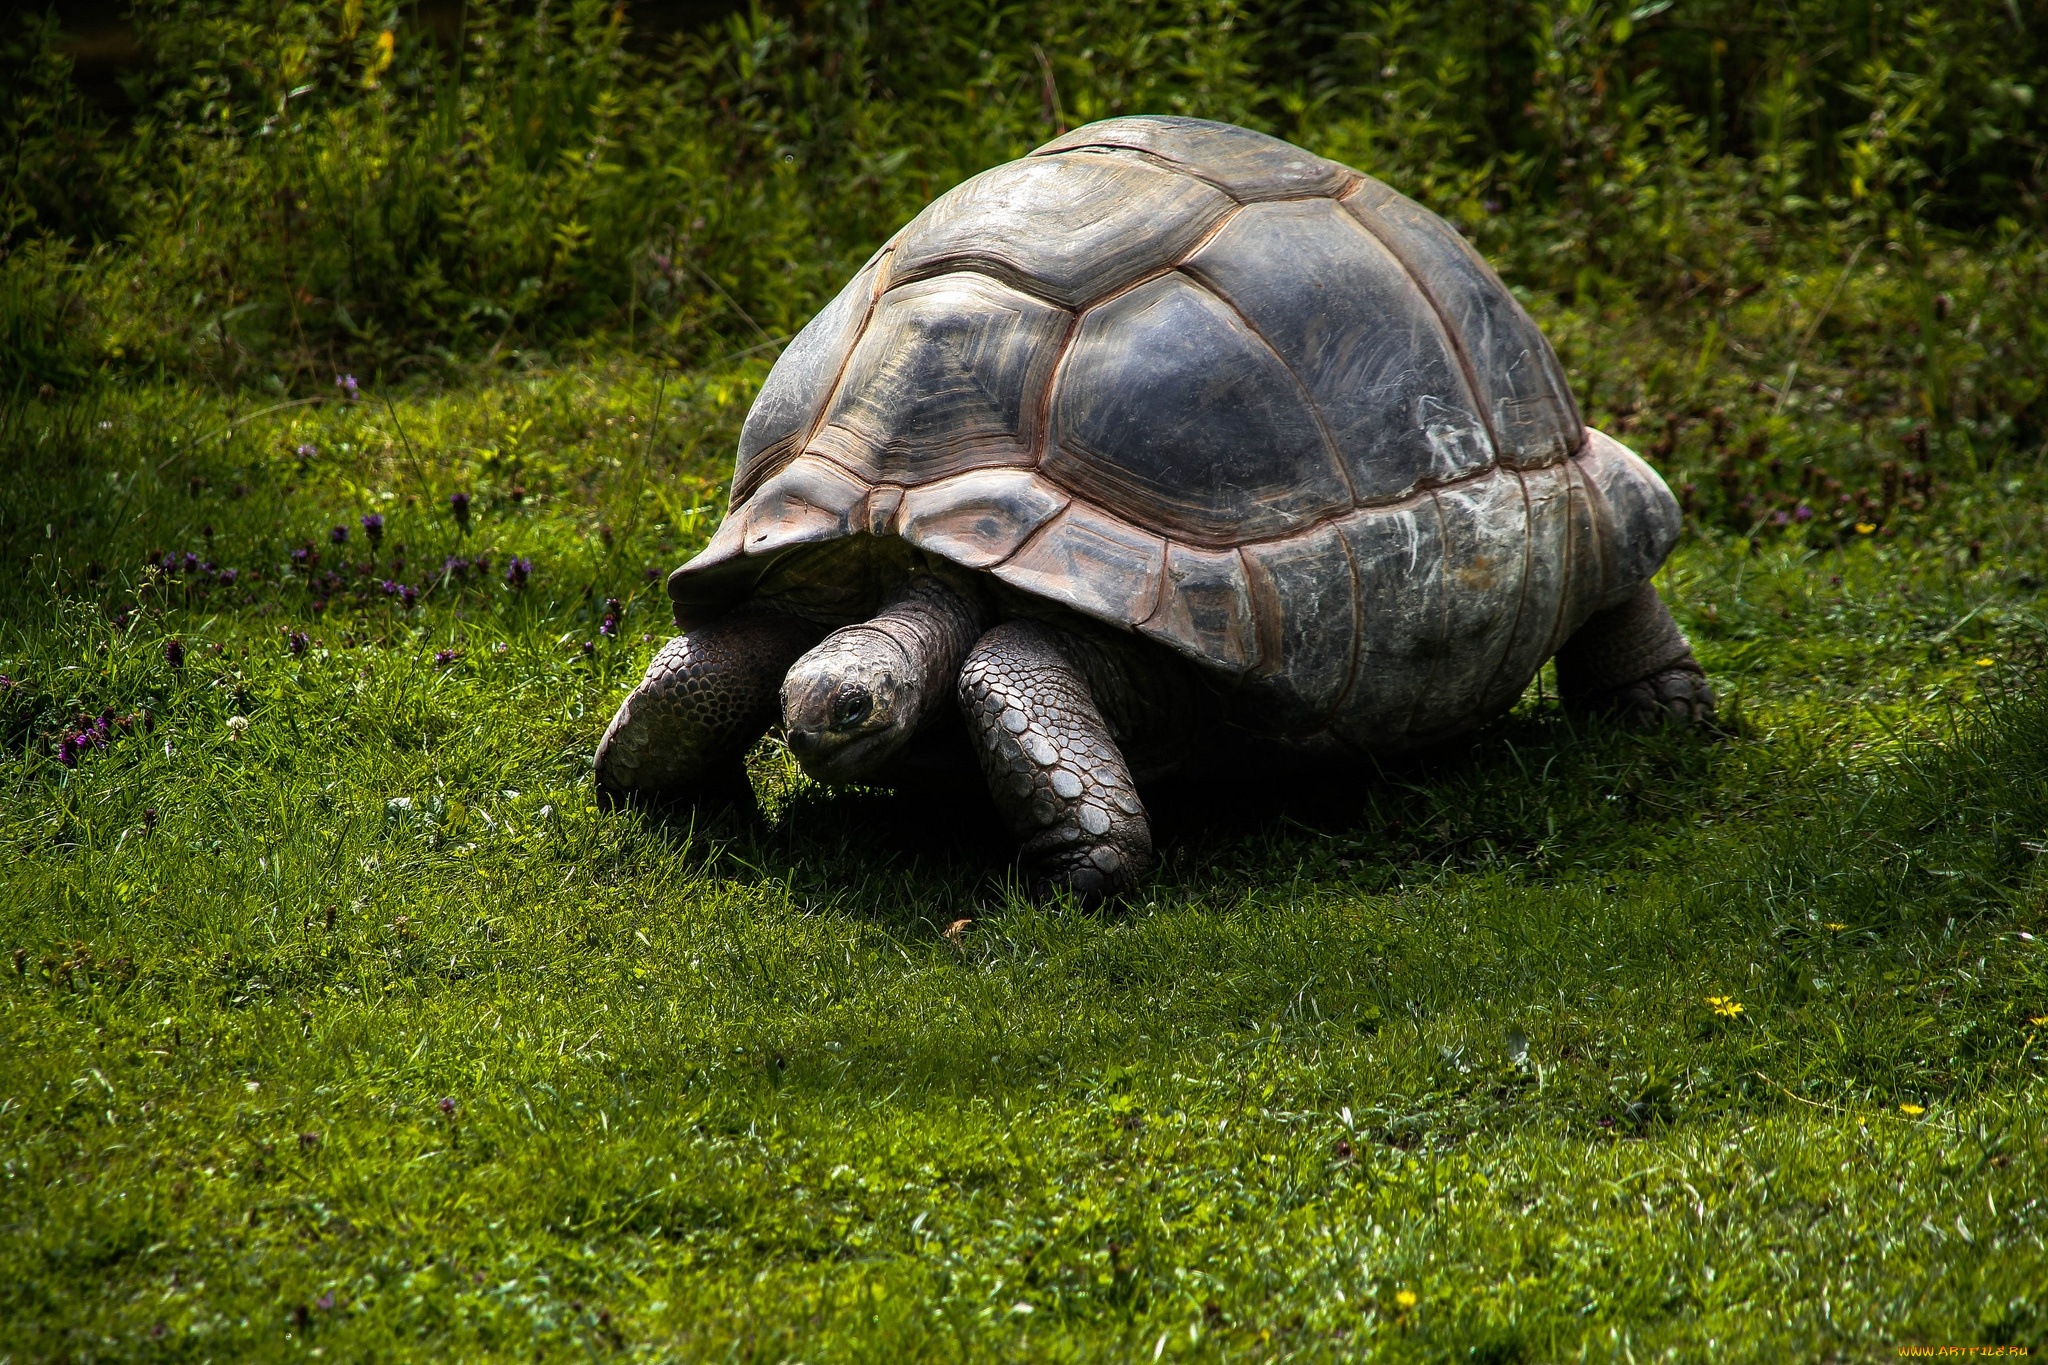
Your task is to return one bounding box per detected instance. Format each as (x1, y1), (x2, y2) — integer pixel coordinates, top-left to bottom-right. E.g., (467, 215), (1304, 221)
(1344, 179), (1582, 468)
(888, 153), (1233, 309)
(1184, 197), (1492, 502)
(1575, 427), (1682, 606)
(1330, 498), (1448, 748)
(808, 272), (1066, 486)
(732, 258), (881, 501)
(1486, 464), (1574, 714)
(992, 505), (1166, 630)
(1034, 116), (1352, 202)
(740, 457), (867, 557)
(1557, 459), (1609, 627)
(1141, 542), (1259, 675)
(1237, 521), (1359, 732)
(896, 468), (1069, 569)
(1406, 469), (1528, 739)
(1047, 273), (1351, 543)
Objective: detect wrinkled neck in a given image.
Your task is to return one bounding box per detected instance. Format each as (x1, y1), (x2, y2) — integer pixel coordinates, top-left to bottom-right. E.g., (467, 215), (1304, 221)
(838, 575), (991, 732)
(783, 574), (995, 786)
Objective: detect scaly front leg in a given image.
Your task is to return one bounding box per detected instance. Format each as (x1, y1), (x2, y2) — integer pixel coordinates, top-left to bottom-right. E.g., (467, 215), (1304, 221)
(957, 620), (1153, 906)
(595, 609), (825, 808)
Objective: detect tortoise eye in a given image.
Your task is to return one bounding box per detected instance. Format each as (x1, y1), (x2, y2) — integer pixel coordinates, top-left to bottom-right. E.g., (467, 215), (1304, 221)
(830, 686), (873, 730)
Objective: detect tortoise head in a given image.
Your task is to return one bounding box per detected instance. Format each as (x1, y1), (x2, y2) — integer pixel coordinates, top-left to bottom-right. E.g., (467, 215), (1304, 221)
(780, 629), (924, 783)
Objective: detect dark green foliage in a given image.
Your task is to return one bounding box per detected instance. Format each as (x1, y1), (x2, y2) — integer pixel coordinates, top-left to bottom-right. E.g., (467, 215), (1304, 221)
(4, 0), (2046, 391)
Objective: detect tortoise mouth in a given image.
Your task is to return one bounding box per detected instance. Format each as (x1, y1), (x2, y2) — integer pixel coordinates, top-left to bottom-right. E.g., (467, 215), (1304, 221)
(785, 721), (909, 785)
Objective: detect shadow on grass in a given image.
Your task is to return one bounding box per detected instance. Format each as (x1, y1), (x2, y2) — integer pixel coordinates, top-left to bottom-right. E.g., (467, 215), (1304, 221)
(616, 698), (1739, 925)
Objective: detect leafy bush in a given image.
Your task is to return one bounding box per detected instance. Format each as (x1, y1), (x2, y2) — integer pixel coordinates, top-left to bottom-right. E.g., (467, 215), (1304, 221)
(4, 0), (2042, 385)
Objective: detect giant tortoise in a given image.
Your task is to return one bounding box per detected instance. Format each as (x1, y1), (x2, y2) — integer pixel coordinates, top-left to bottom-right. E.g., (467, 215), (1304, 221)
(595, 115), (1713, 902)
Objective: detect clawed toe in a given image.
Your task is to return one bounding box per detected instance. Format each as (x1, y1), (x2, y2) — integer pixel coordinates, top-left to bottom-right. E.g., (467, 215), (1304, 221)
(1024, 839), (1144, 909)
(1602, 664), (1717, 729)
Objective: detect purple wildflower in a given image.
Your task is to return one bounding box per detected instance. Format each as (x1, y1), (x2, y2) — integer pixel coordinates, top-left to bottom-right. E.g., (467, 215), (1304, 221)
(400, 584), (418, 609)
(297, 443), (318, 464)
(504, 556), (533, 589)
(335, 374), (359, 401)
(1772, 509), (1790, 526)
(360, 513), (384, 548)
(1793, 504), (1814, 522)
(285, 629), (310, 655)
(438, 1096), (457, 1116)
(290, 547), (314, 571)
(315, 1293), (335, 1311)
(433, 649), (459, 667)
(380, 579), (401, 596)
(182, 551), (200, 573)
(449, 491), (471, 532)
(54, 709), (122, 768)
(165, 638), (185, 669)
(330, 525), (349, 545)
(444, 555), (469, 580)
(218, 567), (238, 585)
(599, 596), (622, 638)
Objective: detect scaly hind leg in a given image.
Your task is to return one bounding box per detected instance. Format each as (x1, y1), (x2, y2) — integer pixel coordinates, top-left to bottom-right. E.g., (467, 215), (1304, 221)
(595, 609), (825, 808)
(1554, 581), (1716, 727)
(957, 621), (1153, 907)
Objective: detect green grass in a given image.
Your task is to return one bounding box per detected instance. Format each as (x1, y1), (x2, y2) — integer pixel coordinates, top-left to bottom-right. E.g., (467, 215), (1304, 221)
(4, 354), (2048, 1361)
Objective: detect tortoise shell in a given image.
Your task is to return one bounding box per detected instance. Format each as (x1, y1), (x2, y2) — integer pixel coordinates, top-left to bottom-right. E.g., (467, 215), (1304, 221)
(671, 116), (1680, 749)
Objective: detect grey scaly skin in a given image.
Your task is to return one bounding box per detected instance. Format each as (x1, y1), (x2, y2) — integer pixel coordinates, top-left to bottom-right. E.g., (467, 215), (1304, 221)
(593, 609), (825, 808)
(1553, 582), (1715, 727)
(780, 575), (992, 784)
(955, 620), (1159, 906)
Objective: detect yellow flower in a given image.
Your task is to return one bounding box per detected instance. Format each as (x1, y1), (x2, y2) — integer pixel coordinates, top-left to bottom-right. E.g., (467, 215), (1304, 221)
(1393, 1289), (1418, 1312)
(1854, 522), (1877, 535)
(1976, 658), (1995, 667)
(1824, 922), (1847, 932)
(363, 28), (395, 86)
(2029, 1015), (2048, 1027)
(1705, 996), (1745, 1018)
(1899, 1103), (1925, 1116)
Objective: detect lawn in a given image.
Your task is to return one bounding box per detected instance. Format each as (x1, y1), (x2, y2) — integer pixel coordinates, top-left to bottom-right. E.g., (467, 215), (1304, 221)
(4, 349), (2047, 1361)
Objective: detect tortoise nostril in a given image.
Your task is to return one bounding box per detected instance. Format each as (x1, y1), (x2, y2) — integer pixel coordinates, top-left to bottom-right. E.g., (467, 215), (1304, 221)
(829, 685), (873, 731)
